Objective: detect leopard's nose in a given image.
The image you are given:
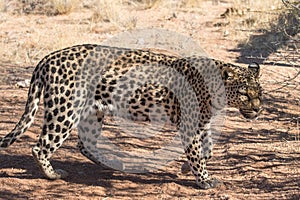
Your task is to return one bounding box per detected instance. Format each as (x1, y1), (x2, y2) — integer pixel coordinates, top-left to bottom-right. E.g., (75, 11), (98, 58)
(253, 107), (260, 113)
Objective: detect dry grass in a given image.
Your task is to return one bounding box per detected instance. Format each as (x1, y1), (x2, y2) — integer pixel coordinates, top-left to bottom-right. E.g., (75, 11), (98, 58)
(90, 0), (137, 30)
(0, 0), (298, 65)
(129, 0), (162, 9)
(211, 0), (298, 45)
(90, 0), (121, 23)
(0, 0), (80, 15)
(127, 0), (213, 9)
(218, 0), (283, 39)
(50, 0), (80, 15)
(212, 0), (299, 69)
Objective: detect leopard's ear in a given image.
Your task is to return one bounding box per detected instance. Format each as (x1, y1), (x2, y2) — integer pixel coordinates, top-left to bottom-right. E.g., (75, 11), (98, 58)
(248, 62), (260, 78)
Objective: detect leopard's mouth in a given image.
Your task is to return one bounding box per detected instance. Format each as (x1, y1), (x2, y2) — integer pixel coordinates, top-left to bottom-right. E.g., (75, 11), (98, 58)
(240, 107), (262, 119)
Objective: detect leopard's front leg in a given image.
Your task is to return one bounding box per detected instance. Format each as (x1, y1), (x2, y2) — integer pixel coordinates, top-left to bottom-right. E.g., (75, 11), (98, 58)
(181, 129), (214, 174)
(184, 131), (220, 189)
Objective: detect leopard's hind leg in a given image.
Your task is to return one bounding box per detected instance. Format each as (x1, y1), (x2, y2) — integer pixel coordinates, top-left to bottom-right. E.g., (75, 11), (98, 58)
(32, 123), (73, 179)
(32, 93), (77, 179)
(77, 110), (112, 169)
(77, 107), (125, 171)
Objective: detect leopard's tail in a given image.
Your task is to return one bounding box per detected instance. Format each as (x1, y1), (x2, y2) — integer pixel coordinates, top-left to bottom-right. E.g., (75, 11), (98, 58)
(0, 67), (43, 148)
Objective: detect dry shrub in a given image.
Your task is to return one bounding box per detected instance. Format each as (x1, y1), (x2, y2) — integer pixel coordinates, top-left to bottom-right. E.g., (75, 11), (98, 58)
(128, 0), (162, 9)
(279, 0), (300, 37)
(90, 0), (137, 30)
(129, 0), (205, 9)
(220, 0), (299, 50)
(250, 1), (299, 54)
(50, 0), (79, 15)
(0, 0), (80, 15)
(90, 0), (120, 23)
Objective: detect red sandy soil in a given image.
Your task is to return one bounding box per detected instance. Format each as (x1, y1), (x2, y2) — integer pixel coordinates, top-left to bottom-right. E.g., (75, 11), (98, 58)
(0, 1), (299, 199)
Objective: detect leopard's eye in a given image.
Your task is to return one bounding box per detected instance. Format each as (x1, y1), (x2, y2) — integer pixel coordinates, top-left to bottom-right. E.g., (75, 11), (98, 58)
(238, 87), (247, 94)
(239, 95), (248, 102)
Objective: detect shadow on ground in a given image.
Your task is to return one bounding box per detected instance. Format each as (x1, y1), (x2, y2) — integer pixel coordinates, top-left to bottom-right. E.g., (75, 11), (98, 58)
(231, 10), (299, 65)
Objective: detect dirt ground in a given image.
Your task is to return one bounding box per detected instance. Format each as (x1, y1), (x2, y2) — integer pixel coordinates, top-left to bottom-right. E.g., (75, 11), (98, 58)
(0, 1), (299, 199)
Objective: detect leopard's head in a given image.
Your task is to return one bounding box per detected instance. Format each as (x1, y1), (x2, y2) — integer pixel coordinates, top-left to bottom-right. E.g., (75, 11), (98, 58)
(222, 62), (262, 119)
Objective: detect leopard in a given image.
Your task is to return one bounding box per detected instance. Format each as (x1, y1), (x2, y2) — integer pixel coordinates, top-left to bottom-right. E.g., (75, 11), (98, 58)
(0, 44), (262, 189)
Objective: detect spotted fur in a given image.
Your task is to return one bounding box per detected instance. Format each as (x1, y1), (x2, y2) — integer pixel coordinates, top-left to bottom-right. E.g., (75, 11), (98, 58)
(0, 44), (262, 189)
